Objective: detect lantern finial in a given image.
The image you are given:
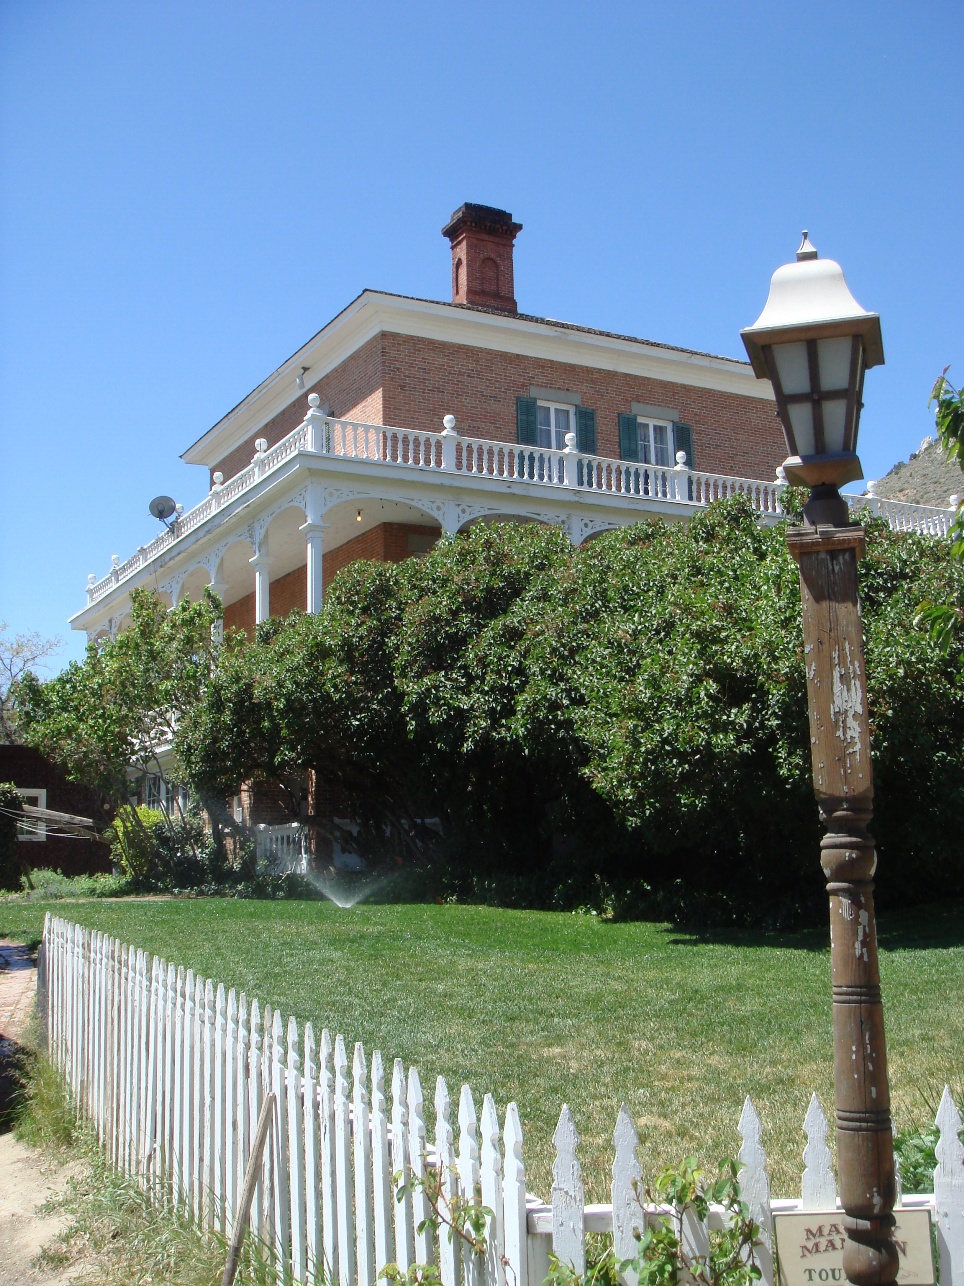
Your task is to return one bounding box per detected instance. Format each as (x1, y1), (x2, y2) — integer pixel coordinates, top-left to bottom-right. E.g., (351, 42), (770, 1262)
(796, 230), (818, 262)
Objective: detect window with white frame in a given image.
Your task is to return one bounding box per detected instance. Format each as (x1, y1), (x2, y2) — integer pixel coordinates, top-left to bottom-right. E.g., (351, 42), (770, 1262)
(636, 418), (674, 468)
(145, 774), (164, 811)
(17, 789), (46, 841)
(144, 775), (190, 817)
(536, 401), (574, 451)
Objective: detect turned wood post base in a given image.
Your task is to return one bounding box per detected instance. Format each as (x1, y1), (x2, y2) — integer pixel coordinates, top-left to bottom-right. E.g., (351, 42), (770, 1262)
(786, 520), (898, 1286)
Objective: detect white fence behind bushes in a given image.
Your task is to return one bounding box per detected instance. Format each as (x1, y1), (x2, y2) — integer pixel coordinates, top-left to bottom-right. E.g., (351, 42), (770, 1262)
(40, 915), (964, 1286)
(254, 823), (308, 874)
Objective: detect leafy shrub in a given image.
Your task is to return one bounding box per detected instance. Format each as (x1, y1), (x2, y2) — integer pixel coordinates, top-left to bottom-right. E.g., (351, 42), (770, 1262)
(28, 501), (964, 927)
(893, 1091), (964, 1193)
(109, 804), (165, 880)
(174, 503), (964, 926)
(0, 781), (24, 891)
(146, 812), (223, 889)
(16, 868), (134, 900)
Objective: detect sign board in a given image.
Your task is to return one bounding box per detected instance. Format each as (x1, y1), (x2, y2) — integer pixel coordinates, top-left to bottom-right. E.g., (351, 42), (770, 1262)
(774, 1210), (935, 1286)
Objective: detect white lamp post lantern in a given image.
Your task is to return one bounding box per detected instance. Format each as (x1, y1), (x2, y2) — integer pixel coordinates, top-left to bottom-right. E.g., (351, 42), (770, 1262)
(741, 232), (884, 513)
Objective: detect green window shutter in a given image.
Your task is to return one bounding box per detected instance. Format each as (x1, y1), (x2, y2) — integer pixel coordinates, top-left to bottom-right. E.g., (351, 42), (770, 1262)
(516, 396), (538, 446)
(576, 407), (597, 455)
(618, 413), (639, 462)
(673, 423), (695, 468)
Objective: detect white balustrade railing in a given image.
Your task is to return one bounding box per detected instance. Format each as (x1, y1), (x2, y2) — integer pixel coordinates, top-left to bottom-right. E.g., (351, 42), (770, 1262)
(85, 410), (956, 605)
(846, 493), (955, 536)
(41, 915), (964, 1286)
(255, 823), (308, 875)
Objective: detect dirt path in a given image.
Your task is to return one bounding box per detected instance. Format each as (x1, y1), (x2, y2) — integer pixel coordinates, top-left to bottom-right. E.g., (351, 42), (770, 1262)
(0, 1132), (84, 1284)
(0, 939), (86, 1284)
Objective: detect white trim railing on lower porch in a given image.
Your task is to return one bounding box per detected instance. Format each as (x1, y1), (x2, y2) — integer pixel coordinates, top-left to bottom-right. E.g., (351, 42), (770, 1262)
(84, 408), (957, 606)
(254, 823), (308, 875)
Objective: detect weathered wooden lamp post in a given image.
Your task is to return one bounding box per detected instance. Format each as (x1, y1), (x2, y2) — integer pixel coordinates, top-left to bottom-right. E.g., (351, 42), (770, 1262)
(741, 234), (898, 1286)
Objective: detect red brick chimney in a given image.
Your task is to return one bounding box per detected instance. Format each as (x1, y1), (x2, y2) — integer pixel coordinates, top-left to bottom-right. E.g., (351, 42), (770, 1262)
(442, 203), (523, 314)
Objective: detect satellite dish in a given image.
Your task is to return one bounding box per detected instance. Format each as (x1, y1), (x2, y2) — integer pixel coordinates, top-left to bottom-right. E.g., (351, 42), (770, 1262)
(149, 495), (177, 524)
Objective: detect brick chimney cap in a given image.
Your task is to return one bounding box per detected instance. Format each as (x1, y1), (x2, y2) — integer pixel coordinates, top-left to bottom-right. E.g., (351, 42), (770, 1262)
(442, 203), (522, 241)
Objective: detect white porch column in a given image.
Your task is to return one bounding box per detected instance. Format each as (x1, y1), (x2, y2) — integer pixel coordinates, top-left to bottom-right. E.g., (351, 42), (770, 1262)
(250, 547), (272, 623)
(300, 521), (328, 614)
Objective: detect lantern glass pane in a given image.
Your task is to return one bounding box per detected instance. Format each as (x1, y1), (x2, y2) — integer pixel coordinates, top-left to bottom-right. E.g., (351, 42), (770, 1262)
(772, 341), (810, 396)
(817, 336), (853, 396)
(821, 397), (847, 453)
(788, 402), (815, 457)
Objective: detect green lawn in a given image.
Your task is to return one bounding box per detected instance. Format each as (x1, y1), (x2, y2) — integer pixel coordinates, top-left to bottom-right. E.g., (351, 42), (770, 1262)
(2, 897), (961, 1201)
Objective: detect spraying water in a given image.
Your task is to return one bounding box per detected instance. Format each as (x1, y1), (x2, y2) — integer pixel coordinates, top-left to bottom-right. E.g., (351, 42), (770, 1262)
(305, 867), (395, 908)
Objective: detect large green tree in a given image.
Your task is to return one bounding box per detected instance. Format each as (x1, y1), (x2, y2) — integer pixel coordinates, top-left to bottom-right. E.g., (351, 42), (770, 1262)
(15, 588), (224, 821)
(177, 504), (964, 925)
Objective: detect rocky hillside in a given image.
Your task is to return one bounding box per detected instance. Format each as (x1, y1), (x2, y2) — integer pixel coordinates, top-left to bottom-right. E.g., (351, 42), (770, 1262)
(869, 437), (962, 508)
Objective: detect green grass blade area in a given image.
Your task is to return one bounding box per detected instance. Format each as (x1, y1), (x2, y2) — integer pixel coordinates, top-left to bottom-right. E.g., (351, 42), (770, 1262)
(3, 897), (961, 1200)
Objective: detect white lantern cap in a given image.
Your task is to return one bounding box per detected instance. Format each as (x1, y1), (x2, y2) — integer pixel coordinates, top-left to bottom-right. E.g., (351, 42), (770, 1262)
(742, 233), (883, 377)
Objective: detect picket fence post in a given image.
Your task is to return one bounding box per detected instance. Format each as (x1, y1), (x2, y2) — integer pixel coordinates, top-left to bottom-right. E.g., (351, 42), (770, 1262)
(289, 1017), (307, 1284)
(262, 1005), (275, 1248)
(224, 988), (238, 1229)
(234, 993), (250, 1235)
(459, 1086), (483, 1286)
(551, 1105), (585, 1276)
(503, 1101), (528, 1286)
(248, 1000), (264, 1245)
(612, 1104), (643, 1286)
(320, 1028), (339, 1284)
(214, 983), (228, 1229)
(335, 1035), (355, 1286)
(801, 1093), (836, 1208)
(370, 1050), (393, 1280)
(435, 1077), (461, 1286)
(304, 1023), (322, 1283)
(354, 1042), (375, 1286)
(271, 1008), (291, 1280)
(408, 1067), (432, 1267)
(391, 1058), (413, 1275)
(480, 1094), (505, 1286)
(935, 1085), (964, 1286)
(161, 961), (174, 1193)
(737, 1097), (773, 1286)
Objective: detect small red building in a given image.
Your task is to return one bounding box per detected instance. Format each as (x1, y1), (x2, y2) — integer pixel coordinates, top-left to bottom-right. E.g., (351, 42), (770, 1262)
(0, 745), (112, 878)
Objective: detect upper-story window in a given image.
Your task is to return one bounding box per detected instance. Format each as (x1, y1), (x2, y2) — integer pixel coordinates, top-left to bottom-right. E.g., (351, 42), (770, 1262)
(517, 396), (597, 454)
(636, 419), (673, 468)
(618, 414), (694, 469)
(536, 401), (574, 450)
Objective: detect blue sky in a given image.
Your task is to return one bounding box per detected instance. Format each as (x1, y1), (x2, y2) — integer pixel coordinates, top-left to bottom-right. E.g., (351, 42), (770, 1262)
(2, 0), (962, 666)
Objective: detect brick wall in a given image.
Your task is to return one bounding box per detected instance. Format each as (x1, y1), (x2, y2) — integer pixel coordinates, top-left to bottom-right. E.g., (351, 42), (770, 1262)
(239, 779), (293, 827)
(212, 334), (384, 484)
(222, 522), (439, 635)
(379, 332), (784, 481)
(213, 328), (781, 488)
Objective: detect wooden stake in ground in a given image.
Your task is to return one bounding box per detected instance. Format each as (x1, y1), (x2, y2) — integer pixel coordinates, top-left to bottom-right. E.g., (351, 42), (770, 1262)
(222, 1090), (275, 1286)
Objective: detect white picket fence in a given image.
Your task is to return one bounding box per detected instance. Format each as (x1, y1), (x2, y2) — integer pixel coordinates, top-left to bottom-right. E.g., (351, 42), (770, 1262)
(40, 915), (964, 1285)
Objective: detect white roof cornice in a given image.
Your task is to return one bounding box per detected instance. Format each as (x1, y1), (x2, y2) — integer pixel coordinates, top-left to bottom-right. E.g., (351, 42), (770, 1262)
(182, 291), (773, 468)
